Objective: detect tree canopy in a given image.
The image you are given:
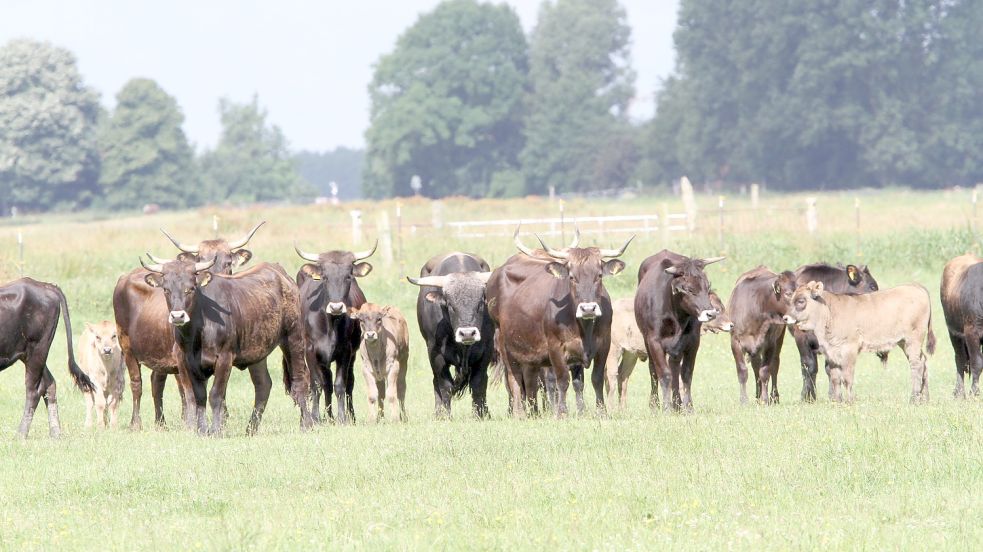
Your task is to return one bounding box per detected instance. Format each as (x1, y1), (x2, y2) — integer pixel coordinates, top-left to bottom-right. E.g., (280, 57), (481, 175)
(364, 0), (528, 198)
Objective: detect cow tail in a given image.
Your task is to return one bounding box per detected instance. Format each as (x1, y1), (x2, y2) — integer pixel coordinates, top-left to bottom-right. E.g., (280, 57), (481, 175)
(926, 310), (937, 356)
(281, 355), (293, 394)
(451, 353), (471, 398)
(56, 287), (94, 393)
(489, 330), (506, 387)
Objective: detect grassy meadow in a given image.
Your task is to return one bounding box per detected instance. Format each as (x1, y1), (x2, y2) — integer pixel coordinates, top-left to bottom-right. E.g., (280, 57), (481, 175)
(1, 189), (982, 550)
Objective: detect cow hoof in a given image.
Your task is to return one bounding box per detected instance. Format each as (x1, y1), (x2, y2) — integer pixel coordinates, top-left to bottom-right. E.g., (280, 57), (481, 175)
(129, 421), (142, 431)
(49, 428), (62, 439)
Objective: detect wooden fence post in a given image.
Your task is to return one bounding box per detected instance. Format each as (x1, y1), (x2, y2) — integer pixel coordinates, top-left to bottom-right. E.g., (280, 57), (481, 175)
(396, 202), (404, 279)
(854, 197), (861, 258)
(681, 176), (697, 233)
(17, 231), (23, 277)
(350, 210), (363, 245)
(717, 196), (725, 252)
(377, 210), (393, 265)
(806, 198), (818, 235)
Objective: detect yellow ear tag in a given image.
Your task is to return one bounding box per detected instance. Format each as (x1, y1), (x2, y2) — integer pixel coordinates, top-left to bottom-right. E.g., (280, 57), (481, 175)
(311, 273), (322, 280)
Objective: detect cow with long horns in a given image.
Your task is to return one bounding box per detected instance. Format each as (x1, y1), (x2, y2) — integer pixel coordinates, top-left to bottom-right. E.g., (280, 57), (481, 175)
(634, 250), (724, 412)
(139, 255), (312, 434)
(486, 229), (632, 417)
(294, 242), (376, 425)
(408, 252), (495, 418)
(113, 222), (271, 430)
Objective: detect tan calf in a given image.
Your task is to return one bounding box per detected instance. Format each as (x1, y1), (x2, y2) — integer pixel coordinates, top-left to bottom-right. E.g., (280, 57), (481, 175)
(350, 304), (409, 422)
(78, 321), (125, 428)
(784, 282), (936, 403)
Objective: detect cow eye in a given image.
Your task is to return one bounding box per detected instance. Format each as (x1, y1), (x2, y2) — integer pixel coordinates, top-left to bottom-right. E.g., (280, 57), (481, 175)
(795, 298), (805, 307)
(184, 288), (194, 294)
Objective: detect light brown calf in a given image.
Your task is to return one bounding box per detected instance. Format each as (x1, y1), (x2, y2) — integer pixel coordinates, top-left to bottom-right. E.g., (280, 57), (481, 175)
(350, 304), (409, 422)
(78, 321), (125, 428)
(784, 282), (935, 403)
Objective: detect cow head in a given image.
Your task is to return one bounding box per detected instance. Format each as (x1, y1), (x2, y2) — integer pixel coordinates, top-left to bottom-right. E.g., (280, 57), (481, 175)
(701, 291), (734, 334)
(844, 264), (878, 292)
(663, 256), (724, 322)
(517, 232), (632, 321)
(296, 242), (376, 316)
(349, 303), (391, 344)
(783, 281), (827, 330)
(141, 255), (216, 326)
(408, 272), (492, 345)
(160, 221), (265, 275)
(85, 321), (120, 357)
(770, 270), (798, 317)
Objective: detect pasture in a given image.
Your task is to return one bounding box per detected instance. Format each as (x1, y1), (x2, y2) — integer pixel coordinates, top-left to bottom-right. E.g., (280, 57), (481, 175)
(1, 189), (982, 550)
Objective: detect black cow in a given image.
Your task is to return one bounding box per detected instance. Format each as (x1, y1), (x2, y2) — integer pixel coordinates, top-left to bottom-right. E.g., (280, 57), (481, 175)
(294, 242), (375, 425)
(789, 263), (880, 401)
(0, 278), (94, 437)
(409, 252), (495, 418)
(940, 254), (983, 397)
(140, 256), (312, 434)
(634, 250), (724, 412)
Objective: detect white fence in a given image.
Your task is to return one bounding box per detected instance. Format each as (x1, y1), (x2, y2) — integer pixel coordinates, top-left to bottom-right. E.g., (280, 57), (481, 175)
(446, 212), (689, 239)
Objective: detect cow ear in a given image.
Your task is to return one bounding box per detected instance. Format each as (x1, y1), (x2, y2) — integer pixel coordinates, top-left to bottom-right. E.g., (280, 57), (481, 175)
(145, 273), (163, 288)
(197, 272), (212, 287)
(773, 280), (782, 298)
(348, 307), (359, 320)
(382, 305), (392, 316)
(353, 262), (373, 277)
(810, 281), (824, 299)
(603, 259), (626, 277)
(233, 249), (253, 268)
(85, 322), (94, 333)
(862, 264), (871, 274)
(425, 291), (443, 304)
(846, 265), (860, 285)
(302, 264), (322, 280)
(177, 252), (197, 263)
(546, 262), (569, 279)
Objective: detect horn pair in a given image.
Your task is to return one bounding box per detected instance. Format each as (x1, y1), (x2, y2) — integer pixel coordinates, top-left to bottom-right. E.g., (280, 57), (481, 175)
(161, 221), (267, 254)
(406, 272), (492, 288)
(514, 224), (633, 259)
(293, 240), (378, 263)
(512, 224), (582, 257)
(140, 254), (215, 274)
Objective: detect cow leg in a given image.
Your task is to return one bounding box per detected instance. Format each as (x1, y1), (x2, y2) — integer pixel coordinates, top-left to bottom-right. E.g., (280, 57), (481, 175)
(469, 365), (489, 419)
(83, 390), (95, 429)
(751, 352), (767, 405)
(902, 340), (929, 404)
(429, 352), (453, 418)
(17, 358), (46, 439)
(41, 366), (62, 438)
(542, 369), (557, 411)
(548, 353), (570, 418)
(245, 362), (272, 436)
(333, 362), (353, 426)
(570, 364), (587, 415)
(769, 330), (785, 405)
(505, 359), (525, 419)
(791, 327), (819, 402)
(950, 332), (969, 398)
(644, 337), (670, 412)
(93, 390), (108, 429)
(667, 353), (685, 412)
(731, 337), (749, 405)
(124, 352), (143, 430)
(522, 366), (542, 416)
(679, 342), (700, 413)
(150, 370), (168, 428)
(344, 355), (357, 424)
(841, 356), (858, 404)
(968, 331), (983, 397)
(186, 374), (208, 434)
(207, 358), (234, 436)
(397, 355), (409, 422)
(108, 394), (120, 429)
(618, 353), (636, 412)
(604, 347), (620, 409)
(385, 361), (401, 422)
(364, 371), (380, 424)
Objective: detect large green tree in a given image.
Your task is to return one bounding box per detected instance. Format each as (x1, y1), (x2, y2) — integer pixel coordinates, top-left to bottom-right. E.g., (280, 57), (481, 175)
(0, 39), (101, 212)
(199, 96), (310, 203)
(521, 0), (636, 195)
(651, 0), (983, 189)
(364, 0), (528, 198)
(97, 78), (198, 210)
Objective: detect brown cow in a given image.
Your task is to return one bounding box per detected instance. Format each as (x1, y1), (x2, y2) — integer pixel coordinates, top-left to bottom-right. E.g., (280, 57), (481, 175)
(727, 266), (797, 404)
(114, 222), (268, 429)
(605, 292), (731, 411)
(783, 282), (935, 403)
(487, 231), (632, 417)
(349, 303), (409, 422)
(940, 254), (983, 397)
(140, 256), (312, 434)
(634, 250), (724, 412)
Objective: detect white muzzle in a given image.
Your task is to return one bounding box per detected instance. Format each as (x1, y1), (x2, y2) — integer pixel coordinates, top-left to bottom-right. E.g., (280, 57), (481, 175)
(326, 302), (346, 316)
(169, 310), (190, 326)
(455, 327), (481, 345)
(576, 302), (602, 320)
(697, 309), (718, 322)
(782, 315), (797, 325)
(363, 330), (379, 343)
(720, 321), (734, 332)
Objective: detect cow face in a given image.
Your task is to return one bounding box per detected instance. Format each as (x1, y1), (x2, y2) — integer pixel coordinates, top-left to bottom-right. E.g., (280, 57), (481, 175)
(666, 261), (718, 322)
(771, 270), (798, 315)
(546, 254), (625, 320)
(350, 304), (389, 344)
(783, 281), (826, 330)
(142, 258), (215, 326)
(846, 264), (878, 292)
(410, 272), (492, 345)
(85, 321), (120, 357)
(296, 243), (376, 317)
(162, 221), (264, 275)
(701, 291), (734, 334)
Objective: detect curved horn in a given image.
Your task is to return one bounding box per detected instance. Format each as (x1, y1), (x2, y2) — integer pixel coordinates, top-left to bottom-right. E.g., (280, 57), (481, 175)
(598, 235), (635, 258)
(513, 224), (537, 257)
(194, 257), (216, 273)
(536, 235), (569, 259)
(473, 271), (493, 283)
(140, 257), (165, 273)
(228, 221), (266, 250)
(145, 252), (175, 265)
(700, 256), (726, 266)
(160, 228), (199, 254)
(406, 275), (449, 288)
(567, 227), (581, 249)
(294, 242), (320, 263)
(353, 239), (377, 262)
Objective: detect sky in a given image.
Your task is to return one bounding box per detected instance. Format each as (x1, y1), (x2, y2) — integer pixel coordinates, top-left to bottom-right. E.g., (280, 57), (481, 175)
(1, 0), (679, 153)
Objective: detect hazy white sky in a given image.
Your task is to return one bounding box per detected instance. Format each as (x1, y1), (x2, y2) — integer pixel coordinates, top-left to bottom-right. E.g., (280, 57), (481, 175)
(2, 0), (679, 152)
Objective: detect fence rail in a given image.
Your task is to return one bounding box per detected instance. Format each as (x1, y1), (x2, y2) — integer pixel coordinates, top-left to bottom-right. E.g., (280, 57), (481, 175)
(446, 212), (688, 238)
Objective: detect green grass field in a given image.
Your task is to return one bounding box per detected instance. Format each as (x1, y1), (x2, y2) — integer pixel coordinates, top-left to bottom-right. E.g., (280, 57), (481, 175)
(1, 189), (981, 550)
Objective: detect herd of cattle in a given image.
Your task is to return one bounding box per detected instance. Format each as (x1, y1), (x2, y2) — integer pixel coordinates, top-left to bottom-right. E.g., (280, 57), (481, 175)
(1, 221), (981, 438)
